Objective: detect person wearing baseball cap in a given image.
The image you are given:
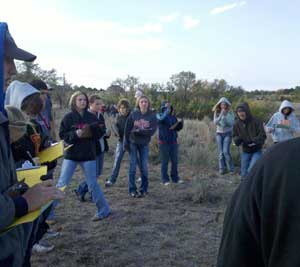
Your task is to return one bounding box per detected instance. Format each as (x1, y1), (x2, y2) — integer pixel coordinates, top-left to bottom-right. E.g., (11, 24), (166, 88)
(0, 22), (64, 266)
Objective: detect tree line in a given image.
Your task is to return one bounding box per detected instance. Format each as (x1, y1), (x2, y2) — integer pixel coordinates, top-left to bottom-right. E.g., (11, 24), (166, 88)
(15, 62), (300, 121)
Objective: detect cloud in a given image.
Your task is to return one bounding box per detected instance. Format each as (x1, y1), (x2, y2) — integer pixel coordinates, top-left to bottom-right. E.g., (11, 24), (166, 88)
(157, 13), (180, 23)
(183, 16), (200, 30)
(210, 1), (246, 15)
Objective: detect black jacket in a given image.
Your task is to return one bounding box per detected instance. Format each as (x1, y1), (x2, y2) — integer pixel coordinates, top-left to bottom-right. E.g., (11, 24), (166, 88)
(113, 113), (129, 142)
(59, 110), (105, 161)
(233, 103), (266, 153)
(217, 137), (300, 267)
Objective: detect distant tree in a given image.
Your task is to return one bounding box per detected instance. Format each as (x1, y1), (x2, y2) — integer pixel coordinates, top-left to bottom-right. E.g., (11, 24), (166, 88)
(170, 71), (196, 115)
(106, 85), (125, 97)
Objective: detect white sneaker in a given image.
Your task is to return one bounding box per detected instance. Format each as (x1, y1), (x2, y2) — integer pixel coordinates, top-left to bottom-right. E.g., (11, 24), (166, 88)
(44, 229), (61, 239)
(177, 179), (184, 184)
(137, 177), (142, 182)
(32, 241), (54, 253)
(162, 182), (170, 186)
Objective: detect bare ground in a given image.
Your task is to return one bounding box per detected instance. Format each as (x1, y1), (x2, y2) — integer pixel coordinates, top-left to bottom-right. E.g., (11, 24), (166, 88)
(31, 142), (239, 267)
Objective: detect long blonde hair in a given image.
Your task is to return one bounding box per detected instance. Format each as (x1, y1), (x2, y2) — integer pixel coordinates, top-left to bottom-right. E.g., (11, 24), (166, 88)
(135, 95), (151, 111)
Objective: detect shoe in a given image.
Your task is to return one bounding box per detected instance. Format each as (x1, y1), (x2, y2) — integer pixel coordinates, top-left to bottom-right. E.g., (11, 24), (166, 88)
(177, 179), (184, 184)
(74, 189), (85, 202)
(129, 191), (139, 198)
(45, 219), (57, 226)
(105, 180), (114, 187)
(32, 240), (54, 253)
(137, 177), (142, 182)
(44, 229), (61, 239)
(219, 170), (226, 175)
(138, 190), (147, 197)
(92, 212), (111, 222)
(162, 182), (170, 186)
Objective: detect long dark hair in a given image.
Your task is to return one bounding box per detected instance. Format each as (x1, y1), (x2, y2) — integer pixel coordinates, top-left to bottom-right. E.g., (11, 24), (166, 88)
(69, 91), (89, 111)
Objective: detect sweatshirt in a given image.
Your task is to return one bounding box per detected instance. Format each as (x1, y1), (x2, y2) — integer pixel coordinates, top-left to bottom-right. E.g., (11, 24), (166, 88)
(265, 100), (300, 143)
(124, 109), (157, 146)
(156, 102), (183, 144)
(59, 110), (105, 161)
(233, 103), (266, 153)
(213, 97), (234, 133)
(217, 137), (300, 267)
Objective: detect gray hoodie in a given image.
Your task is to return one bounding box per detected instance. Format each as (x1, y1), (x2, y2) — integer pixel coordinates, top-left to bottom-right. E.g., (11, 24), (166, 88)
(265, 100), (300, 143)
(213, 97), (235, 134)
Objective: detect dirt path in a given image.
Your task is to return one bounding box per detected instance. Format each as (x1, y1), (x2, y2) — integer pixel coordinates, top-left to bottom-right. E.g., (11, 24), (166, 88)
(31, 148), (238, 267)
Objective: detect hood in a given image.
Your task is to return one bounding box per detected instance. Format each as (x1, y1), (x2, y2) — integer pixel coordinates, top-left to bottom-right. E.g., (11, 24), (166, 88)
(279, 100), (294, 113)
(160, 101), (173, 114)
(212, 97), (231, 112)
(236, 102), (252, 121)
(5, 80), (39, 109)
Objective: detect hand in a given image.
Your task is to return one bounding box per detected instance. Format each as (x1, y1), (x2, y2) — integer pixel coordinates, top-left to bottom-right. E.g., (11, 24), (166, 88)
(76, 129), (83, 138)
(247, 143), (256, 147)
(22, 181), (65, 212)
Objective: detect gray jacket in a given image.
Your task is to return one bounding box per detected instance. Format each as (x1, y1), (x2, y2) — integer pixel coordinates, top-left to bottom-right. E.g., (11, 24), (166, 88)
(0, 113), (33, 266)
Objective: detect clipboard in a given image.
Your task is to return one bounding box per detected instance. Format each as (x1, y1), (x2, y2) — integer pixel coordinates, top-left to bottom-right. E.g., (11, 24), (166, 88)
(37, 141), (64, 163)
(16, 166), (47, 187)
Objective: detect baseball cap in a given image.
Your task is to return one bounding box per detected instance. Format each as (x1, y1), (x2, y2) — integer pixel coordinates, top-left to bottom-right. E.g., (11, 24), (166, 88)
(4, 28), (36, 62)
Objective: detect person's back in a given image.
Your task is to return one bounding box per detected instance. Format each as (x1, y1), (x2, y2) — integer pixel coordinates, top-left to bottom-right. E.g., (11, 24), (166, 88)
(217, 137), (300, 267)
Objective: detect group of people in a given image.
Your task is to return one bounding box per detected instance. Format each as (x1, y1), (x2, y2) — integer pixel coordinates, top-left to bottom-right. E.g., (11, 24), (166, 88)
(213, 96), (300, 178)
(0, 23), (185, 265)
(2, 21), (300, 267)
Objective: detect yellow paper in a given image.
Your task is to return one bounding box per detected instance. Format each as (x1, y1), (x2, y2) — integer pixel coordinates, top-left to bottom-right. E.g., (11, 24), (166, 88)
(2, 187), (66, 233)
(17, 166), (47, 187)
(37, 141), (64, 163)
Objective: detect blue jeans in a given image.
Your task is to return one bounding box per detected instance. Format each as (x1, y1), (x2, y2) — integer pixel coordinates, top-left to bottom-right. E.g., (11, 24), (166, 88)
(48, 159), (110, 219)
(109, 141), (126, 183)
(128, 143), (149, 193)
(216, 132), (234, 173)
(240, 150), (262, 178)
(159, 143), (179, 183)
(76, 152), (104, 198)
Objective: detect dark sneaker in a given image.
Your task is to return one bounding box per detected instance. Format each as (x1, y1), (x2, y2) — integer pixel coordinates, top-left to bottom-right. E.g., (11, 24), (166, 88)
(129, 191), (139, 198)
(74, 189), (85, 202)
(138, 190), (147, 198)
(105, 180), (114, 187)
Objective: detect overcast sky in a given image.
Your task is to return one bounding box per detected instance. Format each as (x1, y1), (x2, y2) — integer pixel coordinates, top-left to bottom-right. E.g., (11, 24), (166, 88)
(1, 0), (300, 90)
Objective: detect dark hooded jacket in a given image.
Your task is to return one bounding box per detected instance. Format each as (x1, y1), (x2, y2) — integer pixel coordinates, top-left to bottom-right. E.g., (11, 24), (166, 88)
(217, 137), (300, 267)
(233, 102), (266, 153)
(59, 109), (105, 161)
(0, 22), (33, 267)
(156, 102), (183, 144)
